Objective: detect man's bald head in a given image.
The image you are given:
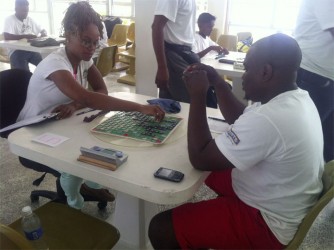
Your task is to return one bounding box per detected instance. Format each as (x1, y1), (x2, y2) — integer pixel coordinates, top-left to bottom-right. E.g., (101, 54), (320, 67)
(242, 33), (301, 103)
(250, 33), (302, 74)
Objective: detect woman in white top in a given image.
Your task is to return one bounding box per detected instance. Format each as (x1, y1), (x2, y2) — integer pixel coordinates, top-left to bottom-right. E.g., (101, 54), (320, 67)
(18, 2), (165, 210)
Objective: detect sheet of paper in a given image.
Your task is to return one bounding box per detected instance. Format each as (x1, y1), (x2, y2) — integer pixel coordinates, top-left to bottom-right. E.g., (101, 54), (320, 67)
(32, 132), (69, 147)
(207, 116), (230, 134)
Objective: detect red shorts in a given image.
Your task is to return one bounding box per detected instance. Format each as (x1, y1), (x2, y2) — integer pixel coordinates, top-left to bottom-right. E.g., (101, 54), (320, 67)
(172, 169), (285, 249)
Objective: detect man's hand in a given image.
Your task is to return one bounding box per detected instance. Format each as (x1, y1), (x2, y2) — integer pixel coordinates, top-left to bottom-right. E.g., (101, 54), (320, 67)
(183, 65), (210, 97)
(24, 34), (38, 40)
(155, 67), (169, 90)
(184, 63), (223, 88)
(210, 45), (229, 55)
(40, 30), (47, 37)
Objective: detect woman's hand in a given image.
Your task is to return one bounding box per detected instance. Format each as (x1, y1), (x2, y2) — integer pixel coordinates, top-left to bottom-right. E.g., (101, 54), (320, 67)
(139, 104), (165, 122)
(51, 103), (78, 119)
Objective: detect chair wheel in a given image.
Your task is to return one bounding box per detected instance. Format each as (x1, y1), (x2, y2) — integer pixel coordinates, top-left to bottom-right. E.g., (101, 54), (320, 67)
(30, 194), (39, 203)
(98, 201), (107, 210)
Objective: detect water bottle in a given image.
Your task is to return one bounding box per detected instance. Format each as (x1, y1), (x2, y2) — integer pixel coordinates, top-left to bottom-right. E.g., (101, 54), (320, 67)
(21, 206), (49, 250)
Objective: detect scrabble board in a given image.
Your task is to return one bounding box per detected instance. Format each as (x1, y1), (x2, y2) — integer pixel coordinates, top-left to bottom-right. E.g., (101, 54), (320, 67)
(91, 111), (182, 144)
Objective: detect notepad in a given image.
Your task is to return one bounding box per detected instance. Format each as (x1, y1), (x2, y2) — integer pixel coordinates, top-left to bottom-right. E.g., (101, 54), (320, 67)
(32, 132), (69, 147)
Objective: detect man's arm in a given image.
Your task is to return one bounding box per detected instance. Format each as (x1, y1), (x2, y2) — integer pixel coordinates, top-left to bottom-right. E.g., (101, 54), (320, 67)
(183, 68), (235, 171)
(151, 15), (169, 89)
(197, 45), (227, 58)
(196, 46), (213, 58)
(196, 64), (246, 123)
(3, 32), (37, 40)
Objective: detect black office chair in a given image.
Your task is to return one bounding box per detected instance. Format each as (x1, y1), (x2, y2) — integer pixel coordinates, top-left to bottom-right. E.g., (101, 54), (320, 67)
(0, 69), (108, 209)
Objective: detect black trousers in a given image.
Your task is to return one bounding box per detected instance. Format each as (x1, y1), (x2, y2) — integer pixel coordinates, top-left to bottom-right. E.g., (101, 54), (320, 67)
(297, 68), (334, 162)
(160, 42), (217, 109)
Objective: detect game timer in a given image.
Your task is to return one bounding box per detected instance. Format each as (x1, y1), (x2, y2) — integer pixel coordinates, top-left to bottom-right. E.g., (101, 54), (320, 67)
(80, 146), (128, 166)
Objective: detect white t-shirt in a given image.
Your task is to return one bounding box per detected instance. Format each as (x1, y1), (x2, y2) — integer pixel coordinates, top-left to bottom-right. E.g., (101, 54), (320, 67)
(293, 0), (334, 80)
(17, 47), (93, 121)
(154, 0), (196, 47)
(192, 32), (218, 57)
(3, 15), (44, 57)
(215, 89), (324, 245)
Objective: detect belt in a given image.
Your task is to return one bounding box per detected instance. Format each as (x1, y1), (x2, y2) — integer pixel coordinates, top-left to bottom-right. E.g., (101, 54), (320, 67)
(164, 42), (192, 52)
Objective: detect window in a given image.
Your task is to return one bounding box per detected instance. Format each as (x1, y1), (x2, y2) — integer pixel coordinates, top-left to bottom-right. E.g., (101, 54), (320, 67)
(109, 0), (134, 24)
(50, 0), (110, 36)
(229, 0), (301, 41)
(0, 0), (49, 34)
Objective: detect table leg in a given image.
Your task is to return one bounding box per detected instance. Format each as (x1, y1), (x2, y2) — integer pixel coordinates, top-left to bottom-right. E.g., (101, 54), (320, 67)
(108, 192), (159, 249)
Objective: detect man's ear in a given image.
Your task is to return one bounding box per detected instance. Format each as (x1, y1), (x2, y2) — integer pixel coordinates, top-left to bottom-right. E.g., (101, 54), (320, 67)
(262, 63), (273, 82)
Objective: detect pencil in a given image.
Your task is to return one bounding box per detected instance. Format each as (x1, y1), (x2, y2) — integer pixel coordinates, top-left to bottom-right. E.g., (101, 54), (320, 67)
(76, 109), (95, 116)
(208, 116), (226, 122)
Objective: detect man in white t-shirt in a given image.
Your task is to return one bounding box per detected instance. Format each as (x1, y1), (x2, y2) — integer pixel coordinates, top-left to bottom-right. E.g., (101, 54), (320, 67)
(148, 33), (324, 249)
(3, 0), (47, 71)
(152, 0), (217, 108)
(193, 13), (227, 59)
(294, 0), (334, 162)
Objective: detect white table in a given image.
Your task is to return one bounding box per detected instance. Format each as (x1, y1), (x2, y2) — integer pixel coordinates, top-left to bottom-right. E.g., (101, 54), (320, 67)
(0, 39), (62, 59)
(8, 92), (221, 249)
(201, 51), (246, 105)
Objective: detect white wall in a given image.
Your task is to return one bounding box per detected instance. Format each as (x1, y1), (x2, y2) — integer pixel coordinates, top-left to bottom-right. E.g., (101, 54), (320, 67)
(135, 0), (227, 97)
(135, 0), (158, 97)
(207, 0), (228, 35)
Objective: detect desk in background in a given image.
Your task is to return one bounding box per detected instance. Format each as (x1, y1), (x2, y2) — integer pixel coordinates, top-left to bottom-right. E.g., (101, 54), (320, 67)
(201, 51), (246, 105)
(0, 39), (62, 59)
(8, 92), (222, 249)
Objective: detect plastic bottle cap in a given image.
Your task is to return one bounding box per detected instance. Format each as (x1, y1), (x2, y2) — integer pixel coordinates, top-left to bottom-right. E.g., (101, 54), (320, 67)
(116, 151), (123, 158)
(22, 206), (33, 215)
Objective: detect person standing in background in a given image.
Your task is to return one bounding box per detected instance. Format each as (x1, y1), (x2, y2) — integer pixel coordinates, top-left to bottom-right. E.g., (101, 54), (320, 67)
(3, 0), (47, 71)
(151, 0), (218, 108)
(193, 13), (228, 59)
(294, 0), (334, 162)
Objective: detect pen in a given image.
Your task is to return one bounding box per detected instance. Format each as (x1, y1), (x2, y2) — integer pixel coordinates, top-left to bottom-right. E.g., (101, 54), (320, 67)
(76, 109), (95, 116)
(208, 116), (226, 123)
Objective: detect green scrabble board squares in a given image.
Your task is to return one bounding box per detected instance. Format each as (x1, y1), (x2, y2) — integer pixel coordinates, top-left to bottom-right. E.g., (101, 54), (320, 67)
(91, 111), (182, 144)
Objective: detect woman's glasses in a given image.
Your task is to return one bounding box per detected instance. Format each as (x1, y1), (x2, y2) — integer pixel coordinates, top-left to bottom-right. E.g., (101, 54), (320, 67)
(79, 38), (100, 49)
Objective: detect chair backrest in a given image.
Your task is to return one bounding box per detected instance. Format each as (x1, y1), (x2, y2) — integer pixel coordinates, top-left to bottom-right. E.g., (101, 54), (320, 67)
(217, 34), (238, 51)
(286, 160), (334, 249)
(8, 202), (120, 249)
(237, 32), (252, 42)
(210, 27), (219, 43)
(103, 16), (122, 38)
(108, 24), (129, 47)
(0, 69), (32, 138)
(127, 22), (135, 43)
(0, 34), (10, 63)
(96, 45), (117, 77)
(0, 224), (33, 249)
